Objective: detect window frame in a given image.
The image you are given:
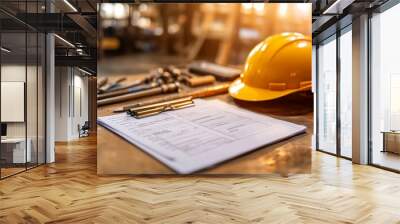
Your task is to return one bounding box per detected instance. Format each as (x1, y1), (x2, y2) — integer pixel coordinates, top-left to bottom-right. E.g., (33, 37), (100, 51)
(367, 0), (400, 173)
(315, 23), (353, 160)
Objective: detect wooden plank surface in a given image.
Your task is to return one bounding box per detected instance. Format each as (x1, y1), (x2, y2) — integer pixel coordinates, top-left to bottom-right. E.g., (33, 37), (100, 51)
(2, 135), (400, 223)
(97, 75), (313, 175)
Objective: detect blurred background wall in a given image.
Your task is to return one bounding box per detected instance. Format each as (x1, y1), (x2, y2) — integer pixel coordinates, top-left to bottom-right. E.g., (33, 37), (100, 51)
(98, 3), (311, 75)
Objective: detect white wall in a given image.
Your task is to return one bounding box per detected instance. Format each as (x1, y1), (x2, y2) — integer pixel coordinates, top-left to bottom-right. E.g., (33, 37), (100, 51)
(77, 73), (89, 138)
(55, 66), (69, 141)
(54, 67), (89, 141)
(1, 65), (26, 140)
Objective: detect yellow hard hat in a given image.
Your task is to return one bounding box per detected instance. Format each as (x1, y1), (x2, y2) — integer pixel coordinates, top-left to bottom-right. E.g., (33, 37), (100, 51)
(229, 32), (312, 101)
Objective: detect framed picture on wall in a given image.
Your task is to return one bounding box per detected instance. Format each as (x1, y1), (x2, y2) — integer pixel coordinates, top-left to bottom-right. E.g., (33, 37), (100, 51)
(1, 81), (25, 122)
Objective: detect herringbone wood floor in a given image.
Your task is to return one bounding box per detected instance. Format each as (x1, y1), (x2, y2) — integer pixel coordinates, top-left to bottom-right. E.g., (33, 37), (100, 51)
(1, 135), (400, 224)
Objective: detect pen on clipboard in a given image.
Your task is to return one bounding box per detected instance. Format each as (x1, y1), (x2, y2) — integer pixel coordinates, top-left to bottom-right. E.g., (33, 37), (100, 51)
(127, 97), (194, 118)
(114, 83), (230, 118)
(114, 83), (229, 113)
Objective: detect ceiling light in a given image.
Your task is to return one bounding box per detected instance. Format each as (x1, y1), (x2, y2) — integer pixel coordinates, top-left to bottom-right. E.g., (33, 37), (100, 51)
(323, 0), (354, 15)
(76, 50), (83, 55)
(78, 67), (93, 76)
(101, 3), (114, 18)
(1, 47), (11, 53)
(63, 0), (78, 12)
(54, 34), (75, 48)
(114, 4), (128, 19)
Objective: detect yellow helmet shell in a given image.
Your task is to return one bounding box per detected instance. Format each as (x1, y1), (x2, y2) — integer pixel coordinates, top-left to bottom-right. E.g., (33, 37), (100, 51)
(229, 32), (312, 101)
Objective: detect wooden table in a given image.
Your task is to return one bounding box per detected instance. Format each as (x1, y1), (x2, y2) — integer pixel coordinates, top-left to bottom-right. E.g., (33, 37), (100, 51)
(381, 131), (400, 154)
(97, 75), (313, 175)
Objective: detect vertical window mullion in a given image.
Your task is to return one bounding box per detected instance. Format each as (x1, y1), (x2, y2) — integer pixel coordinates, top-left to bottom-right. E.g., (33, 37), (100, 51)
(367, 11), (373, 165)
(36, 0), (39, 167)
(337, 29), (341, 157)
(25, 0), (28, 171)
(315, 45), (320, 151)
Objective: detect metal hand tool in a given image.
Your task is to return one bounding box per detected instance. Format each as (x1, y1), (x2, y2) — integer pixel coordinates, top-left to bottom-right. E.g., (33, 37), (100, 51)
(113, 83), (230, 112)
(97, 82), (180, 106)
(128, 97), (194, 118)
(97, 82), (160, 100)
(97, 77), (108, 89)
(98, 77), (127, 93)
(167, 65), (215, 87)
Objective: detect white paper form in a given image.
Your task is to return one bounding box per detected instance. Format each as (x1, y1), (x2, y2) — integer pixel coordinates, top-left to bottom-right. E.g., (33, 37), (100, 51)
(98, 99), (306, 174)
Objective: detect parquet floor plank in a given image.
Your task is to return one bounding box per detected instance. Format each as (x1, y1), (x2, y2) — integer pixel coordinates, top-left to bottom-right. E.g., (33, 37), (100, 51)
(1, 135), (400, 223)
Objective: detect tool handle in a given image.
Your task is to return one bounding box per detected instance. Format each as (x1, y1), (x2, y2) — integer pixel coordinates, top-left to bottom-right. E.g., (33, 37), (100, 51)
(101, 79), (144, 93)
(117, 83), (229, 112)
(190, 83), (230, 98)
(97, 77), (108, 88)
(114, 77), (127, 83)
(185, 75), (215, 87)
(188, 61), (241, 81)
(98, 77), (128, 93)
(98, 83), (179, 106)
(97, 88), (129, 100)
(98, 83), (158, 100)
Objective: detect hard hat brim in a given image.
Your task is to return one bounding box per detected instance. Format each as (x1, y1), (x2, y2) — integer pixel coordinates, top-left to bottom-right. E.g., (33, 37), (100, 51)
(229, 78), (311, 102)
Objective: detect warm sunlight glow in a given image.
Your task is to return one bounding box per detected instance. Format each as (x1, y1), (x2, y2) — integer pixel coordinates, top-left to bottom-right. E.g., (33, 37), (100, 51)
(278, 4), (288, 17)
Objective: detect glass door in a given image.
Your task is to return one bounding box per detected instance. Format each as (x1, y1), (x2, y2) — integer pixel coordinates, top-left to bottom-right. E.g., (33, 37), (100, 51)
(339, 26), (352, 158)
(317, 35), (337, 155)
(316, 25), (353, 159)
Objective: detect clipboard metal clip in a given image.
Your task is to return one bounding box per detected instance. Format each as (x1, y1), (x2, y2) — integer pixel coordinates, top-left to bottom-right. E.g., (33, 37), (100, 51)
(127, 97), (194, 118)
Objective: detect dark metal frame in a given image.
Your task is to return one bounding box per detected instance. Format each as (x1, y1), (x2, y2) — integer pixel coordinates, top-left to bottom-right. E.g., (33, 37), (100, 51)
(367, 10), (373, 166)
(336, 24), (341, 159)
(315, 33), (338, 156)
(315, 44), (319, 151)
(315, 21), (353, 161)
(338, 23), (353, 161)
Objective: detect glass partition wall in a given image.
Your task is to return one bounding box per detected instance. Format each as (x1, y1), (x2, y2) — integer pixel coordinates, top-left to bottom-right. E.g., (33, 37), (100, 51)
(370, 3), (400, 171)
(317, 35), (337, 155)
(316, 26), (353, 159)
(0, 2), (46, 179)
(316, 0), (400, 172)
(339, 27), (352, 159)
